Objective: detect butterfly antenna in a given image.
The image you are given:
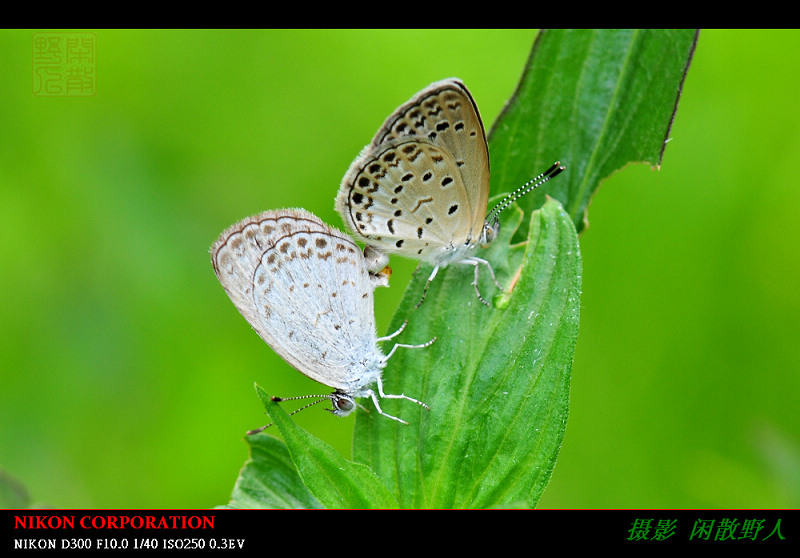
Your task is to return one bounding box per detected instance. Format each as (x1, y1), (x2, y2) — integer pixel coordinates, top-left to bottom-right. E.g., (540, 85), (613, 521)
(485, 161), (565, 226)
(245, 395), (331, 435)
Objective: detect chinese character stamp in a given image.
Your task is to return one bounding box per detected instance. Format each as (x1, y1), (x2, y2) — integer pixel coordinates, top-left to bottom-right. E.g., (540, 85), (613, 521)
(33, 33), (96, 96)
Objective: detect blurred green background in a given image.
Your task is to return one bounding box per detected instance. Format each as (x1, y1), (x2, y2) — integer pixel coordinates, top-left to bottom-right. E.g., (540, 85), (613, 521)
(1, 29), (798, 509)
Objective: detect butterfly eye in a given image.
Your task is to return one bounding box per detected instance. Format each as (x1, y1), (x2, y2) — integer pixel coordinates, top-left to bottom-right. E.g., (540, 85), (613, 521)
(331, 394), (356, 416)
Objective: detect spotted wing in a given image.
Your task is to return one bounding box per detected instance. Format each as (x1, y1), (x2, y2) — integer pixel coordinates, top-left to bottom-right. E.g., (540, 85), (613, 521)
(337, 138), (479, 266)
(211, 209), (381, 391)
(337, 78), (490, 267)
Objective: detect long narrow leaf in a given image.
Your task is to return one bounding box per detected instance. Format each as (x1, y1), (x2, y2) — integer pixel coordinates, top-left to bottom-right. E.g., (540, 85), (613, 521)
(489, 29), (699, 233)
(354, 198), (580, 508)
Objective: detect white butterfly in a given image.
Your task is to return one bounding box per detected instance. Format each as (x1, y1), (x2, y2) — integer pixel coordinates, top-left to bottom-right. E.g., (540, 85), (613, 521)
(336, 78), (563, 305)
(211, 208), (434, 433)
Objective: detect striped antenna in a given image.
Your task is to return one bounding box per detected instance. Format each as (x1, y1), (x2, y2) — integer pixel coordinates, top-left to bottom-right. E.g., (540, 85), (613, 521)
(485, 161), (565, 226)
(246, 393), (352, 436)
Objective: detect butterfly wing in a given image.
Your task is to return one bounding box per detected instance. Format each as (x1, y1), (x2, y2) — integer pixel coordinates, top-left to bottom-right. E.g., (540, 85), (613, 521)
(337, 138), (478, 266)
(337, 78), (490, 267)
(211, 209), (382, 392)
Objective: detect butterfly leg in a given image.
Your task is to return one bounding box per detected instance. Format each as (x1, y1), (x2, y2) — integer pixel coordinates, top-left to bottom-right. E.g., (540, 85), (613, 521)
(460, 256), (503, 306)
(382, 336), (437, 361)
(469, 256), (504, 290)
(367, 390), (408, 424)
(415, 265), (441, 308)
(377, 320), (408, 342)
(374, 377), (430, 414)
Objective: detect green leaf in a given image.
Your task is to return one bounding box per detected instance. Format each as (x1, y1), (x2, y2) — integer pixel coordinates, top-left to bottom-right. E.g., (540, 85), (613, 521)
(222, 431), (322, 509)
(247, 385), (400, 508)
(489, 29), (699, 234)
(353, 198), (581, 508)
